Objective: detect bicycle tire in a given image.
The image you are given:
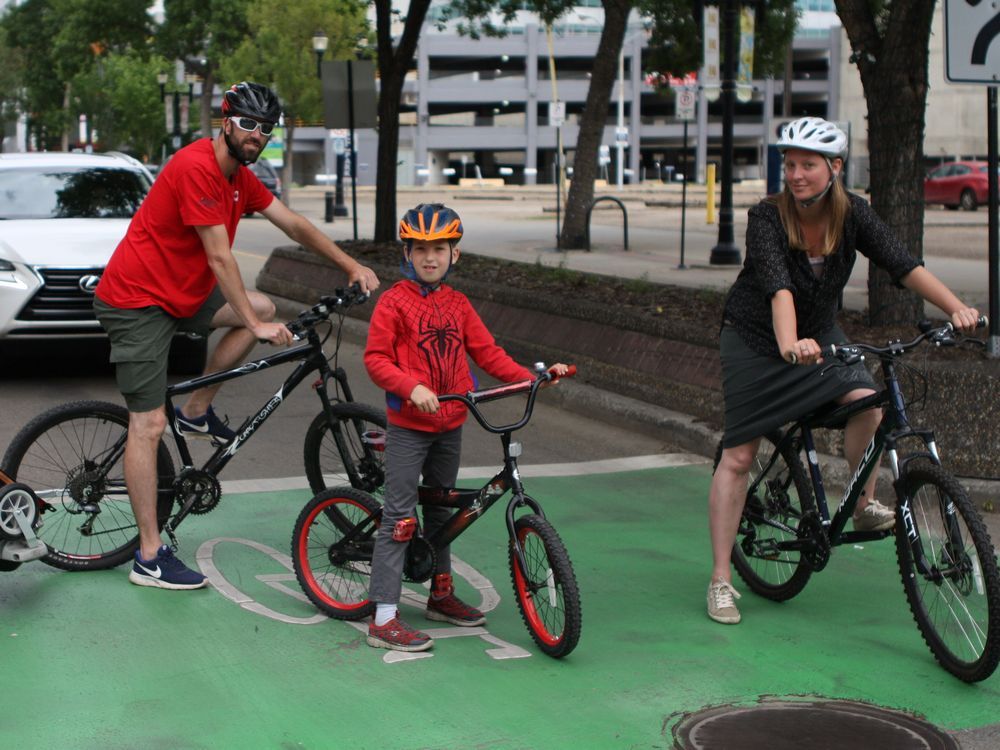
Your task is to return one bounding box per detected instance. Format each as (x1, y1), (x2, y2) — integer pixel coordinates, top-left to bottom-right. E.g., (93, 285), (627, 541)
(715, 435), (816, 601)
(895, 464), (1000, 682)
(303, 402), (387, 495)
(292, 487), (379, 620)
(509, 513), (582, 658)
(0, 401), (175, 571)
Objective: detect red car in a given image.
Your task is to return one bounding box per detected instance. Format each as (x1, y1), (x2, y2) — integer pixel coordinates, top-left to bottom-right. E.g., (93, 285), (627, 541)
(923, 160), (992, 211)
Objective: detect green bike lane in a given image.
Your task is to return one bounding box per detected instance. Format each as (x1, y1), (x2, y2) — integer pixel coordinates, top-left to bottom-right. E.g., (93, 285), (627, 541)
(2, 460), (998, 749)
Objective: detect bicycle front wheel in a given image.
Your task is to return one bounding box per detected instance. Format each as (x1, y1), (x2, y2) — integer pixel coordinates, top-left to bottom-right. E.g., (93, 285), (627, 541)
(0, 401), (175, 571)
(303, 402), (387, 495)
(719, 435), (816, 601)
(509, 514), (582, 658)
(292, 487), (379, 621)
(895, 465), (1000, 682)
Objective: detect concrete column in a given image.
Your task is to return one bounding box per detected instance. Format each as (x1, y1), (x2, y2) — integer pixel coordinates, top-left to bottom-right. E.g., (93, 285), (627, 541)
(827, 27), (841, 122)
(526, 24), (539, 185)
(697, 72), (709, 184)
(628, 33), (642, 182)
(416, 42), (429, 183)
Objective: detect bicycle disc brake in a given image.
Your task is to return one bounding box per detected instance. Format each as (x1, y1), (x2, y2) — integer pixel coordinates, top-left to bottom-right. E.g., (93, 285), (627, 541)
(798, 511), (831, 572)
(402, 537), (436, 583)
(174, 469), (221, 515)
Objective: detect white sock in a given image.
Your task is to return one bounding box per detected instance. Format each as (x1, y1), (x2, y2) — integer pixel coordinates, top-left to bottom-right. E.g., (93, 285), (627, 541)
(374, 603), (397, 626)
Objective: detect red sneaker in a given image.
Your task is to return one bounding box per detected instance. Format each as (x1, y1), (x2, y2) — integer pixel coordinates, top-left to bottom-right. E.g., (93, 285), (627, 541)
(426, 573), (486, 627)
(367, 617), (433, 652)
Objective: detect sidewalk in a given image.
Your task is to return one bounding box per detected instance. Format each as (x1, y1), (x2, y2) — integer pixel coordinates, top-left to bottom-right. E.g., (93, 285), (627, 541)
(295, 183), (995, 314)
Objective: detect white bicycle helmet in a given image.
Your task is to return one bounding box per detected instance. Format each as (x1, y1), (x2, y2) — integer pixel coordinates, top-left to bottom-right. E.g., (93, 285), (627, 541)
(777, 117), (848, 161)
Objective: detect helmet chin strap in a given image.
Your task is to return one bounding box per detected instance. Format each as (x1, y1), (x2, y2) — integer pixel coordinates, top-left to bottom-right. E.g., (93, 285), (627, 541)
(795, 157), (838, 208)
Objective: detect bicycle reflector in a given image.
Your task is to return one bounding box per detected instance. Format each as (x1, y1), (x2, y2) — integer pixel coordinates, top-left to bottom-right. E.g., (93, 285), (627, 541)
(392, 517), (417, 542)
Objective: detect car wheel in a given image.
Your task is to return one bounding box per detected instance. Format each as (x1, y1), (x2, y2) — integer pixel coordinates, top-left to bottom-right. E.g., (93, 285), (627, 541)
(960, 189), (978, 211)
(168, 335), (208, 375)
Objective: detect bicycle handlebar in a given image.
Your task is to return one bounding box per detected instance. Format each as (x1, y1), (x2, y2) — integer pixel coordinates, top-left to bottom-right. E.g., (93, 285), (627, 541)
(827, 316), (989, 364)
(438, 364), (577, 434)
(286, 283), (370, 340)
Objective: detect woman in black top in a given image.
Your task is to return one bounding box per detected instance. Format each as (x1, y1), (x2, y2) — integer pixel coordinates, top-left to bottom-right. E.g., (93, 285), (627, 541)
(707, 117), (981, 625)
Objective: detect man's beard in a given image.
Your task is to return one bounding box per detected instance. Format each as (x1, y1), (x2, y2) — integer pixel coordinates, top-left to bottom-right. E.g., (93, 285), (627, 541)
(224, 129), (262, 165)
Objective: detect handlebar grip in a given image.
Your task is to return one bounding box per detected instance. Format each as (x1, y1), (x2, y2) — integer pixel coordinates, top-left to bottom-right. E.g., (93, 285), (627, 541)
(978, 315), (989, 329)
(549, 364), (577, 381)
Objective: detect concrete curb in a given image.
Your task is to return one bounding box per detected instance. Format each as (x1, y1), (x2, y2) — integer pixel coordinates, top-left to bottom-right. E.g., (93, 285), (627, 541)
(271, 293), (997, 513)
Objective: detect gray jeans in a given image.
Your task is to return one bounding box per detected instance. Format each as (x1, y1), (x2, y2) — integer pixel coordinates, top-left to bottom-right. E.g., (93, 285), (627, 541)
(368, 423), (463, 605)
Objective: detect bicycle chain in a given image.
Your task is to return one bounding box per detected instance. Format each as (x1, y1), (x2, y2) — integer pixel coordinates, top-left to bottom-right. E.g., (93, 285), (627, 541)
(174, 469), (222, 515)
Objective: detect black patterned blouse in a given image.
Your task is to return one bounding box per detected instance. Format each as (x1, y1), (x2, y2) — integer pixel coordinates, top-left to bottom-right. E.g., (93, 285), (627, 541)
(722, 192), (922, 357)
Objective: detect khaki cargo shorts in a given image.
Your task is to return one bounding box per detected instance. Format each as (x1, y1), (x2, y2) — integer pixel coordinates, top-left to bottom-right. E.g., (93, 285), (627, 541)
(94, 287), (225, 413)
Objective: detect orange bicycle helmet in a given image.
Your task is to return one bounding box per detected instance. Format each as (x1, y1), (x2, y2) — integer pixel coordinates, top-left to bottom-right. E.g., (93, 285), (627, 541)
(399, 203), (463, 244)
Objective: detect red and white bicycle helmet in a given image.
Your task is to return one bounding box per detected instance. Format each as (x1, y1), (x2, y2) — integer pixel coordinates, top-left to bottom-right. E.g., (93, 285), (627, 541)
(777, 117), (848, 161)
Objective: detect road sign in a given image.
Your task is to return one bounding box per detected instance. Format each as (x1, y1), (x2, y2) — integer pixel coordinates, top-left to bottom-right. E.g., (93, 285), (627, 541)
(549, 101), (566, 127)
(675, 86), (696, 121)
(945, 0), (1000, 83)
(615, 126), (629, 143)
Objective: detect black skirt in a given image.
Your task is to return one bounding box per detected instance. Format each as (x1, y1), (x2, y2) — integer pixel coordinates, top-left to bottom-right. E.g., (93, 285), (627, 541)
(720, 325), (877, 448)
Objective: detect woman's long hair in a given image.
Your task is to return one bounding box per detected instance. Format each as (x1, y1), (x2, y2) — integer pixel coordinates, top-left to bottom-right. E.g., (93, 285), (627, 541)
(771, 164), (850, 256)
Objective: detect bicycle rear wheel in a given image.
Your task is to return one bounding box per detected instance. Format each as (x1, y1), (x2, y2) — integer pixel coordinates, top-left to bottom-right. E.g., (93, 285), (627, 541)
(718, 434), (816, 601)
(895, 465), (1000, 682)
(509, 513), (582, 658)
(292, 487), (379, 620)
(0, 401), (175, 571)
(303, 402), (387, 495)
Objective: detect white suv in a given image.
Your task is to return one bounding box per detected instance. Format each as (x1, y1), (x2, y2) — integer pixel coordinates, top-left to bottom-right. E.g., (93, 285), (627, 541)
(0, 151), (205, 372)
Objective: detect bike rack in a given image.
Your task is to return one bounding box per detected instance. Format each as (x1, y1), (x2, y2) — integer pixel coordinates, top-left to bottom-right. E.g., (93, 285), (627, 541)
(584, 196), (629, 252)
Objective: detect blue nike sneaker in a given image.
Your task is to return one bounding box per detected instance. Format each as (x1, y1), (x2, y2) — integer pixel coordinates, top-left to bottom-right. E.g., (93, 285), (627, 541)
(174, 405), (236, 445)
(129, 545), (207, 590)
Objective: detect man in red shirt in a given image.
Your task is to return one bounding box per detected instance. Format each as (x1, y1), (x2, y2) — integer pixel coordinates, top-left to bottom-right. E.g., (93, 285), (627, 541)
(94, 81), (379, 590)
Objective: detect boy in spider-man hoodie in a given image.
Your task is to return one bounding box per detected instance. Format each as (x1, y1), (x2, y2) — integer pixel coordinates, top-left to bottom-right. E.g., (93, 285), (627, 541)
(363, 203), (568, 652)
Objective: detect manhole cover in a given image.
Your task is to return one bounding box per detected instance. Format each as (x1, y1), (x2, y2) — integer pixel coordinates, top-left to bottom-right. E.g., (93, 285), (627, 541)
(674, 700), (957, 750)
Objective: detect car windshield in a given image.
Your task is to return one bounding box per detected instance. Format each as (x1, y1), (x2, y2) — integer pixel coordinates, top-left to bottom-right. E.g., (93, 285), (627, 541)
(0, 166), (150, 219)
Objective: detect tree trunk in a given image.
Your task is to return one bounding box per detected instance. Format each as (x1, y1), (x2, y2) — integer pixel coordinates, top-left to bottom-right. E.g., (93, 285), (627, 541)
(373, 0), (432, 242)
(837, 0), (934, 326)
(559, 0), (631, 250)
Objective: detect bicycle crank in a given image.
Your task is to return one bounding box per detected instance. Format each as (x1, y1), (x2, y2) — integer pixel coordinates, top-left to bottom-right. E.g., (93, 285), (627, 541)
(174, 469), (221, 515)
(798, 512), (831, 571)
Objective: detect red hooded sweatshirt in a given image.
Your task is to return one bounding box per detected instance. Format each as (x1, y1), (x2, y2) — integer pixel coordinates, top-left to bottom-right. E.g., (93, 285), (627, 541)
(364, 280), (533, 432)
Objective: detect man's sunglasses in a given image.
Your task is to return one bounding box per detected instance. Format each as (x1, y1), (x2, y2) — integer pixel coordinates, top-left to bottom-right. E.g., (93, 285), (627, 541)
(230, 116), (276, 136)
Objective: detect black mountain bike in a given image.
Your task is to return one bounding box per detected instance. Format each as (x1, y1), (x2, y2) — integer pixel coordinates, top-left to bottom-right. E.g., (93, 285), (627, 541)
(718, 319), (1000, 682)
(291, 365), (583, 658)
(0, 286), (387, 571)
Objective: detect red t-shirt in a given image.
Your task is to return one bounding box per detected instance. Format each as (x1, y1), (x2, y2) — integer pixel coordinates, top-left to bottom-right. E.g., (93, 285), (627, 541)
(95, 138), (274, 318)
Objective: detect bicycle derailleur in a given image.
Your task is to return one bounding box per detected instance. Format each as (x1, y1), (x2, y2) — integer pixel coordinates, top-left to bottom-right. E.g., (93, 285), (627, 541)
(174, 469), (221, 515)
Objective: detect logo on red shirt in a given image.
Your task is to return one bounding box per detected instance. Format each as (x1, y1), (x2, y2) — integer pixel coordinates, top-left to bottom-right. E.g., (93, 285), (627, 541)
(199, 196), (218, 209)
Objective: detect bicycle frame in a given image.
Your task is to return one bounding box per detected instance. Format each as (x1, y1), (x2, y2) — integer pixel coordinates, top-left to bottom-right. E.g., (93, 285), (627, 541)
(754, 352), (946, 560)
(72, 327), (362, 537)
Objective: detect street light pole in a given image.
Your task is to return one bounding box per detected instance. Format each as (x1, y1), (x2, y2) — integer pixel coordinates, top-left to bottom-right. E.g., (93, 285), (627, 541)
(313, 30), (335, 223)
(709, 0), (742, 265)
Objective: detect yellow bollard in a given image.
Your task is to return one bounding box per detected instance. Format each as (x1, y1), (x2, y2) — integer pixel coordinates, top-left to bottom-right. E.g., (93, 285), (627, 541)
(706, 164), (716, 224)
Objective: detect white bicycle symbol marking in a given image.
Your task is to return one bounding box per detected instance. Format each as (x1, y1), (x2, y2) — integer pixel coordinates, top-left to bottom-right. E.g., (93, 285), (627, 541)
(195, 537), (531, 663)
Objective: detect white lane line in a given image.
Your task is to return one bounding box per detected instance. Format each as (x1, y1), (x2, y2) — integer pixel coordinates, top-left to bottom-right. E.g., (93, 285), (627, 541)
(218, 453), (709, 494)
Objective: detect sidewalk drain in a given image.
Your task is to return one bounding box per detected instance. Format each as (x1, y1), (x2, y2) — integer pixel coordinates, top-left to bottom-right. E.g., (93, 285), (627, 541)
(673, 699), (957, 750)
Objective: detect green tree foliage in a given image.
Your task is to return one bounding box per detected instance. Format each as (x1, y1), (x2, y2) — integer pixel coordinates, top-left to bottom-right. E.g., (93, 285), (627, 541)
(2, 0), (150, 150)
(0, 27), (26, 150)
(640, 0), (797, 80)
(219, 0), (368, 193)
(158, 0), (253, 136)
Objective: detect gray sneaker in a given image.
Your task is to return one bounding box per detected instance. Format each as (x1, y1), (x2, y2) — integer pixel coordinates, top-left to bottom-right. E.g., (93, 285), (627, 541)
(707, 577), (742, 624)
(853, 500), (895, 532)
